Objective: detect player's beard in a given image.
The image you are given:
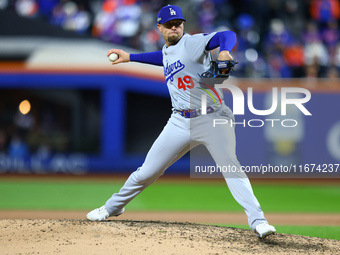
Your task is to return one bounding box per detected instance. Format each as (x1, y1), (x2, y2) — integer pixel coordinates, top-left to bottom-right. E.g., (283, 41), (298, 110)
(167, 33), (181, 45)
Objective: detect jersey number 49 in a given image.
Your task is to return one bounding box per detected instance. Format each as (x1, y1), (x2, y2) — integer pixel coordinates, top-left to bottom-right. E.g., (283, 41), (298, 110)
(178, 76), (195, 90)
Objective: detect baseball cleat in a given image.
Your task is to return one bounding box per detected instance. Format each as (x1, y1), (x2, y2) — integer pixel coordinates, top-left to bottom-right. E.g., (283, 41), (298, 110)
(86, 206), (125, 221)
(254, 222), (276, 239)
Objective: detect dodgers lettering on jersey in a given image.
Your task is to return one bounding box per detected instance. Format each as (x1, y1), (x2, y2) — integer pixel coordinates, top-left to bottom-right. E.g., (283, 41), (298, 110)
(162, 33), (225, 110)
(164, 60), (185, 82)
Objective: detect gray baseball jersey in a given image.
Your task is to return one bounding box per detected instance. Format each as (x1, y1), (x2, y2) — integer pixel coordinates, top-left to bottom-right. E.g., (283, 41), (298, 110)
(162, 33), (224, 110)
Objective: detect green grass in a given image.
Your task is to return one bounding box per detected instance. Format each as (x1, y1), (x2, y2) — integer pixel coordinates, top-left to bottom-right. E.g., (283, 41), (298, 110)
(134, 183), (340, 212)
(225, 225), (340, 240)
(0, 180), (122, 210)
(0, 179), (340, 213)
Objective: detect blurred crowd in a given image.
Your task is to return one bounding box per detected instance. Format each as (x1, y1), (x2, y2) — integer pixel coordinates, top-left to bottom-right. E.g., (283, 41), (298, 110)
(2, 0), (340, 78)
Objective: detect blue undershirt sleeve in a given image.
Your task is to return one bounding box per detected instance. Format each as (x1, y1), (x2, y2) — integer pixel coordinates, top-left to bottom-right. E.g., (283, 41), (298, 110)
(206, 31), (237, 52)
(130, 50), (163, 66)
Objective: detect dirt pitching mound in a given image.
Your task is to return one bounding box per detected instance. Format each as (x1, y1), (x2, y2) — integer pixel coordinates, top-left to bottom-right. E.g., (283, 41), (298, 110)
(1, 219), (339, 255)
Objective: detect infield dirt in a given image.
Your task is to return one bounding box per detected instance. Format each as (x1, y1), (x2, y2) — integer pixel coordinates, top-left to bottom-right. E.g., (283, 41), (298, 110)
(1, 219), (339, 255)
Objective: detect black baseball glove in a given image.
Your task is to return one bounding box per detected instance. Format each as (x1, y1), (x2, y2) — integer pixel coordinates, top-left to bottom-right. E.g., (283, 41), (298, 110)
(198, 59), (238, 85)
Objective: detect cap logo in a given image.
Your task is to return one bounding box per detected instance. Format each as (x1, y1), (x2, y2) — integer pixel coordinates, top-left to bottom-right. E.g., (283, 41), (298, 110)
(169, 8), (176, 15)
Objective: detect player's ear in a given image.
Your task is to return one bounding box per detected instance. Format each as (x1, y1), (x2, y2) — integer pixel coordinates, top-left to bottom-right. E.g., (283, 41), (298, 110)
(157, 23), (162, 32)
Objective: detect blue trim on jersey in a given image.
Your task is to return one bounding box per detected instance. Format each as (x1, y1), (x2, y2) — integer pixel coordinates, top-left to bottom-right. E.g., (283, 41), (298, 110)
(129, 31), (236, 66)
(206, 31), (237, 52)
(130, 51), (163, 66)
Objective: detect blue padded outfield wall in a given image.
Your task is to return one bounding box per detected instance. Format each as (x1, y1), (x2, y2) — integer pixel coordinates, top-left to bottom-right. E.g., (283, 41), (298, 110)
(0, 72), (339, 177)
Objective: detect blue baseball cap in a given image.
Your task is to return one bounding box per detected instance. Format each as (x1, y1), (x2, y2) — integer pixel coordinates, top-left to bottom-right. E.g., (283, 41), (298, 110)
(157, 5), (186, 24)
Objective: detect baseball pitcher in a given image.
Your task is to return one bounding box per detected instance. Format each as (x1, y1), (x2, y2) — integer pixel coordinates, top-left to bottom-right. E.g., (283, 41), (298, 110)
(87, 5), (276, 239)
